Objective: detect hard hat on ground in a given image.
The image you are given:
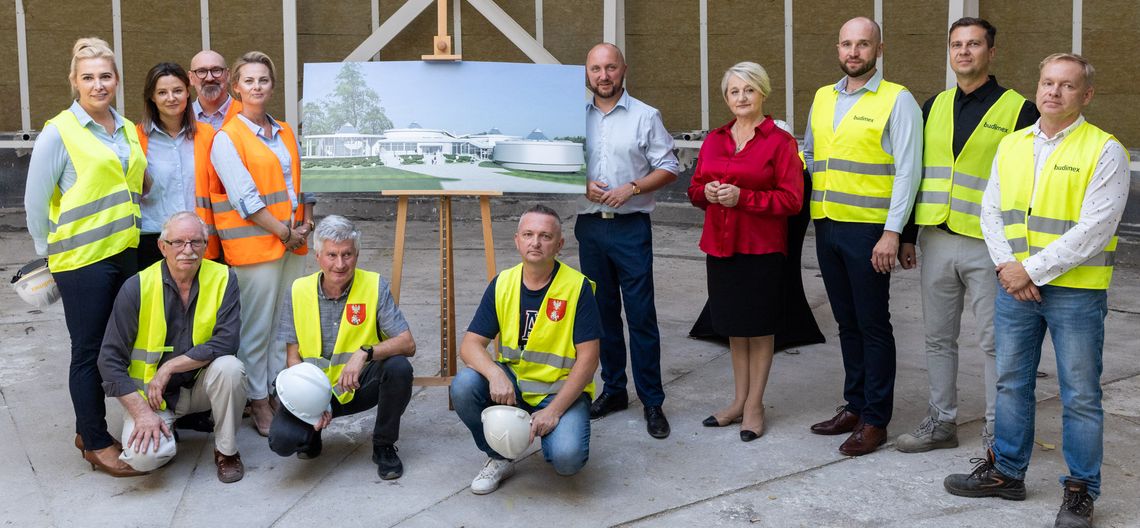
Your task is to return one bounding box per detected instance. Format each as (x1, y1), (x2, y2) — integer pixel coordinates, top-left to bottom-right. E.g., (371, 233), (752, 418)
(276, 362), (332, 426)
(481, 405), (533, 459)
(10, 258), (61, 308)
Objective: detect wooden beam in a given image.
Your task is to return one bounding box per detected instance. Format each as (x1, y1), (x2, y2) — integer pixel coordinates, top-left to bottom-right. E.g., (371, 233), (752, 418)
(466, 0), (559, 63)
(345, 0), (436, 61)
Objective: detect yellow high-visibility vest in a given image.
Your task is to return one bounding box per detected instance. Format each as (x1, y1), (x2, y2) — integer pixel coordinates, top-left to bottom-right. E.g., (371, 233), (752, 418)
(292, 269), (387, 404)
(45, 110), (146, 272)
(809, 80), (905, 224)
(494, 262), (595, 407)
(997, 121), (1123, 289)
(915, 88), (1025, 238)
(129, 259), (229, 409)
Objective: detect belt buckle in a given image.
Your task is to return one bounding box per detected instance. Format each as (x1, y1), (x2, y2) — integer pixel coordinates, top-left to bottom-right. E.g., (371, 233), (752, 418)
(601, 212), (615, 219)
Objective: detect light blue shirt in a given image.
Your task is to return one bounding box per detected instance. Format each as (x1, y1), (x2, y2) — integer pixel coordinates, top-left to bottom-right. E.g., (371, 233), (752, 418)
(139, 122), (197, 234)
(24, 101), (132, 256)
(192, 95), (234, 129)
(802, 69), (923, 233)
(578, 90), (679, 215)
(210, 113), (313, 219)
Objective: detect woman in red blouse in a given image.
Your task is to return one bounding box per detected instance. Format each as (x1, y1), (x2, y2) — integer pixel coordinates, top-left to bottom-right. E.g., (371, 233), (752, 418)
(688, 62), (803, 441)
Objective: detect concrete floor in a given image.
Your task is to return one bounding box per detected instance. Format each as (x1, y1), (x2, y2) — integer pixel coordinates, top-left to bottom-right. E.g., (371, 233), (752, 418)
(1, 201), (1138, 528)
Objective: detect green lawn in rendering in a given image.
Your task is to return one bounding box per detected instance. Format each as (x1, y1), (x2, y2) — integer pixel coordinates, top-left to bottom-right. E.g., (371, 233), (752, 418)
(478, 161), (587, 186)
(303, 166), (459, 192)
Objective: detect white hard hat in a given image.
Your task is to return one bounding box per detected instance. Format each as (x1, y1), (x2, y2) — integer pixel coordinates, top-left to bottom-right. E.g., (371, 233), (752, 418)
(10, 258), (60, 308)
(275, 362), (332, 426)
(481, 405), (533, 459)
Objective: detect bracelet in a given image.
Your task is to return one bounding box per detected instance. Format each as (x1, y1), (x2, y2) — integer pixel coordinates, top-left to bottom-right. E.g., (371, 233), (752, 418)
(280, 230), (291, 243)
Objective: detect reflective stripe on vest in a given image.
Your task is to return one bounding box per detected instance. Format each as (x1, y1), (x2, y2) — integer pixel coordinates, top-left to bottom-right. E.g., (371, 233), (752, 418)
(137, 122), (222, 259)
(292, 269), (386, 404)
(129, 259), (229, 409)
(809, 80), (906, 224)
(208, 117), (306, 266)
(493, 261), (595, 407)
(996, 121), (1122, 289)
(916, 88), (1025, 238)
(45, 110), (146, 272)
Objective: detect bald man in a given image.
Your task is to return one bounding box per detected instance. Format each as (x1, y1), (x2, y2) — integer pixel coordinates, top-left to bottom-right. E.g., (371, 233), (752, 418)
(188, 50), (241, 128)
(803, 17), (922, 456)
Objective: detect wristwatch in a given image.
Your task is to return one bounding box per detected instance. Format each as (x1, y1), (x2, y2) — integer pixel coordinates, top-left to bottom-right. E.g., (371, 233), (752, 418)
(630, 181), (642, 195)
(362, 345), (374, 362)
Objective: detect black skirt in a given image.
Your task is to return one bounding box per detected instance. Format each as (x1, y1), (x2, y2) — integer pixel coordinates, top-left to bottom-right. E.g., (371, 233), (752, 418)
(706, 252), (784, 337)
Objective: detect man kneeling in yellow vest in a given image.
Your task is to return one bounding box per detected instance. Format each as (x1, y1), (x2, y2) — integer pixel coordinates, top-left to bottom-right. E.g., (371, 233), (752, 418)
(451, 204), (602, 495)
(268, 215), (416, 480)
(98, 211), (247, 483)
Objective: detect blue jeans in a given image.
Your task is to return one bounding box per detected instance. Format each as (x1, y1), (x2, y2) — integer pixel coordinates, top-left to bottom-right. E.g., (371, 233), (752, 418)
(814, 219), (896, 427)
(992, 284), (1107, 498)
(574, 212), (664, 406)
(450, 365), (591, 476)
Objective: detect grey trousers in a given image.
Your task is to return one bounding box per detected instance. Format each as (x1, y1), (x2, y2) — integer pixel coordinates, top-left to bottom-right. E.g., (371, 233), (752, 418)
(919, 227), (997, 426)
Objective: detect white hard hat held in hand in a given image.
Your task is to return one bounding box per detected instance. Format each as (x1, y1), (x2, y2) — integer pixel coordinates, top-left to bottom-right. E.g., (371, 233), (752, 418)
(481, 405), (533, 459)
(10, 258), (61, 308)
(276, 362), (333, 426)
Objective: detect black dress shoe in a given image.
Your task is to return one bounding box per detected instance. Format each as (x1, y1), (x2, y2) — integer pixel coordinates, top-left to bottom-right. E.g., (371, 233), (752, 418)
(645, 406), (670, 439)
(174, 411), (215, 433)
(740, 429), (762, 442)
(589, 392), (629, 419)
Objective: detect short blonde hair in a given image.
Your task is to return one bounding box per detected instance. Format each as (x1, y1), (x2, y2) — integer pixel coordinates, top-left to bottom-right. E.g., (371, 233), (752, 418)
(721, 62), (771, 100)
(230, 51), (276, 95)
(1040, 53), (1095, 87)
(69, 37), (117, 96)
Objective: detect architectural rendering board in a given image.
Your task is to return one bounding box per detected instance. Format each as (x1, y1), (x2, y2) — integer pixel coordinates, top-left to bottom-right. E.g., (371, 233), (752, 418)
(301, 61), (587, 194)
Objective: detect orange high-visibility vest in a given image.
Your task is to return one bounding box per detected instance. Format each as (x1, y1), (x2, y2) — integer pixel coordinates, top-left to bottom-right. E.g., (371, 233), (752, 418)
(136, 122), (221, 259)
(208, 118), (306, 266)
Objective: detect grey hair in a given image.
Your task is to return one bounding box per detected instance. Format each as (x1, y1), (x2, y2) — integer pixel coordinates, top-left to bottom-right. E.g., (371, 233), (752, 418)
(313, 215), (361, 253)
(1040, 53), (1095, 87)
(159, 211), (208, 241)
(517, 204), (562, 230)
(721, 61), (772, 99)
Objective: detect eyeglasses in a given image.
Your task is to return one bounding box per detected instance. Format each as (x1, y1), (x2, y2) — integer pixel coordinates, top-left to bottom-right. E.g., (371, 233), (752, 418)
(190, 67), (226, 79)
(163, 239), (207, 250)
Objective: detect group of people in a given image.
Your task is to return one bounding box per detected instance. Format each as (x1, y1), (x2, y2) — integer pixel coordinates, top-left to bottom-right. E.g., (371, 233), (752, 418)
(22, 13), (1126, 526)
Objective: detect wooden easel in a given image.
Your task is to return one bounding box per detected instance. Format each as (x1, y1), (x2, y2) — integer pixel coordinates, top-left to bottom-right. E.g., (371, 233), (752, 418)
(383, 191), (501, 390)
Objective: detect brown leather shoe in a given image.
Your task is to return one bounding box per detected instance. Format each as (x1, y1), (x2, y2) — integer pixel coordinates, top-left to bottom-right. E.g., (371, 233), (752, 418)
(215, 449), (244, 483)
(838, 423), (887, 456)
(82, 445), (148, 477)
(810, 407), (861, 435)
(74, 434), (122, 453)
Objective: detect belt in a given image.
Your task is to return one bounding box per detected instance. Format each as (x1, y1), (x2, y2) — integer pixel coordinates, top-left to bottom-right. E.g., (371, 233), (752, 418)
(586, 211), (645, 220)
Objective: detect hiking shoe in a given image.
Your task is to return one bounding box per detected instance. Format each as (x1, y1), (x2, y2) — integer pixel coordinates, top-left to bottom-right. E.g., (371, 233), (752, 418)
(373, 444), (403, 480)
(896, 415), (958, 453)
(943, 451), (1026, 501)
(471, 457), (514, 495)
(1054, 480), (1094, 528)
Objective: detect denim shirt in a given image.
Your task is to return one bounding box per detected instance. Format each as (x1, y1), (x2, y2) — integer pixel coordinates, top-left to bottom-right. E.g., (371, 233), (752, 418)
(139, 122), (197, 234)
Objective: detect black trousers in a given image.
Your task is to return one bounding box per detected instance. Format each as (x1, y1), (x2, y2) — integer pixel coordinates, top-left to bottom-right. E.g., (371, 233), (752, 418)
(268, 356), (413, 456)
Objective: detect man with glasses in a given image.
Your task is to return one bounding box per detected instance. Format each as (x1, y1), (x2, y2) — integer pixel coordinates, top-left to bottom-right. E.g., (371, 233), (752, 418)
(98, 211), (247, 483)
(188, 50), (241, 128)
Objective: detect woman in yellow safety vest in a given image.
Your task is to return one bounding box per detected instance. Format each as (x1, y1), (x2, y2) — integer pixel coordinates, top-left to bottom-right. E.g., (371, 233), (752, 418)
(24, 37), (147, 477)
(208, 51), (314, 435)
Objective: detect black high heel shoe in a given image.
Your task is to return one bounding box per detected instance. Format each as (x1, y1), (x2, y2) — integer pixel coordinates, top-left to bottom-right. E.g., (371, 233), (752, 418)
(702, 415), (743, 427)
(740, 429), (763, 442)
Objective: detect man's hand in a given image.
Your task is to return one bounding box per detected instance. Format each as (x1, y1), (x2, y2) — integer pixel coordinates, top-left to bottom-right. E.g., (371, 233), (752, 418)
(996, 261), (1040, 301)
(871, 231), (900, 274)
(586, 181), (609, 203)
(1011, 282), (1042, 302)
(600, 183), (637, 209)
(146, 365), (171, 412)
(488, 368), (516, 406)
(898, 243), (917, 270)
(313, 410), (332, 431)
(529, 407), (561, 443)
(704, 181), (721, 204)
(715, 183), (741, 208)
(128, 410), (171, 454)
(335, 351), (366, 394)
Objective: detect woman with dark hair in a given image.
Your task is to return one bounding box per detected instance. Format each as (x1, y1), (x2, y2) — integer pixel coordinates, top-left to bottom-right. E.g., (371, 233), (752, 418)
(24, 37), (146, 476)
(136, 62), (219, 267)
(210, 51), (314, 435)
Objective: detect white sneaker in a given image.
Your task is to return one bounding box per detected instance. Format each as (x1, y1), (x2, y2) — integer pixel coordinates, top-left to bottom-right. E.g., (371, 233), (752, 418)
(471, 457), (514, 495)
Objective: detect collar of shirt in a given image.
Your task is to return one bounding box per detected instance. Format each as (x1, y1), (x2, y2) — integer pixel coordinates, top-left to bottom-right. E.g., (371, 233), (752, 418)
(146, 120), (188, 141)
(714, 116), (775, 138)
(316, 272), (354, 302)
(1031, 114), (1085, 142)
(587, 88), (631, 116)
(835, 69), (884, 95)
(69, 100), (125, 132)
(158, 260), (200, 310)
(956, 75), (1002, 103)
(192, 95), (232, 120)
(235, 112), (283, 139)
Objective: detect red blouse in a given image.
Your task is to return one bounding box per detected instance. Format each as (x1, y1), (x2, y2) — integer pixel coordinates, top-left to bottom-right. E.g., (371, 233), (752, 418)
(687, 117), (803, 258)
